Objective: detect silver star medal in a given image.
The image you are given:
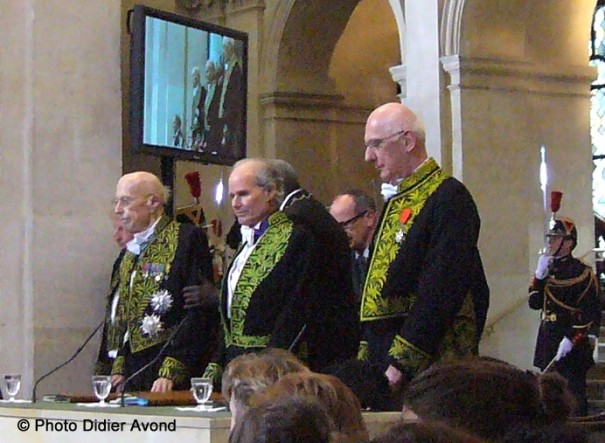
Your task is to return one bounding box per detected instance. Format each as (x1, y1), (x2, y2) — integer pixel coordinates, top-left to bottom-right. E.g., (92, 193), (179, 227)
(150, 290), (173, 315)
(395, 229), (405, 244)
(140, 314), (163, 337)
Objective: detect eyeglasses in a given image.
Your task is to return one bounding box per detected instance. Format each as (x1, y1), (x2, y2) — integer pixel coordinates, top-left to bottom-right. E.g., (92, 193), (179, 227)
(339, 211), (368, 230)
(111, 195), (151, 208)
(365, 129), (408, 150)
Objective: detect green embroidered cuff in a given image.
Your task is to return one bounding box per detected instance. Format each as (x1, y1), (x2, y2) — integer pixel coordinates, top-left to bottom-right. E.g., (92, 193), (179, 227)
(94, 360), (112, 377)
(203, 362), (223, 387)
(388, 334), (431, 379)
(357, 341), (369, 361)
(111, 356), (125, 376)
(158, 356), (188, 385)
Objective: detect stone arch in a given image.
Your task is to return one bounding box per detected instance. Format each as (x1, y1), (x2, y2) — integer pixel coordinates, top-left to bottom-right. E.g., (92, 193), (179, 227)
(259, 0), (401, 202)
(261, 0), (362, 95)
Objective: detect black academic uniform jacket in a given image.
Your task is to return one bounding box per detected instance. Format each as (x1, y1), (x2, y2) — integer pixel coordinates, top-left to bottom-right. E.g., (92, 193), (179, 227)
(219, 212), (315, 365)
(360, 158), (489, 379)
(112, 216), (219, 391)
(283, 190), (360, 371)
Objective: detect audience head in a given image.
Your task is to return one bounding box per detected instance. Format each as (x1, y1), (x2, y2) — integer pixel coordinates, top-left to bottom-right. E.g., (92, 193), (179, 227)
(222, 348), (309, 430)
(113, 172), (168, 234)
(370, 420), (486, 443)
(229, 396), (335, 443)
(228, 158), (283, 227)
(257, 371), (369, 442)
(364, 102), (427, 184)
(110, 213), (134, 249)
(268, 159), (301, 197)
(323, 359), (400, 412)
(329, 190), (378, 253)
(401, 357), (575, 441)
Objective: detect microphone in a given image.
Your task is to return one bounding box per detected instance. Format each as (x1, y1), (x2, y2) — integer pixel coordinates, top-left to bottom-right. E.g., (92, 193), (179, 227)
(32, 319), (104, 403)
(119, 312), (191, 407)
(288, 324), (307, 352)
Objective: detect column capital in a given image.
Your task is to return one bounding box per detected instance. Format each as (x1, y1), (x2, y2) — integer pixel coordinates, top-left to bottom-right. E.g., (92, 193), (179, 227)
(389, 64), (407, 99)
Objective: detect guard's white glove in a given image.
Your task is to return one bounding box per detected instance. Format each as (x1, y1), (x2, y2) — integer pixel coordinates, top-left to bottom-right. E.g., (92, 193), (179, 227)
(535, 254), (553, 279)
(555, 337), (574, 361)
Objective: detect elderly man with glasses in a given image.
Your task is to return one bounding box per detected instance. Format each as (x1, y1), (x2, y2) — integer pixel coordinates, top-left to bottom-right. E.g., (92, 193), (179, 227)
(360, 102), (490, 388)
(110, 171), (218, 393)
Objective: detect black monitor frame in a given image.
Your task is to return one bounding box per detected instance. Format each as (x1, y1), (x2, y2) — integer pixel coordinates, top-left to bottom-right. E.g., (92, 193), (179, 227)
(129, 4), (248, 166)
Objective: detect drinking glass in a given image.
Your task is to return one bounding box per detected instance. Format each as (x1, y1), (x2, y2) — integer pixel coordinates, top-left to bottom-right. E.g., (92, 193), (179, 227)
(92, 375), (112, 407)
(190, 377), (213, 411)
(3, 374), (21, 402)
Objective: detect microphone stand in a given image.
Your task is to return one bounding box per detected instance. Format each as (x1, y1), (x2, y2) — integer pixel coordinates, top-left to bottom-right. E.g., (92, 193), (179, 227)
(32, 320), (104, 403)
(119, 313), (191, 407)
(288, 324), (307, 352)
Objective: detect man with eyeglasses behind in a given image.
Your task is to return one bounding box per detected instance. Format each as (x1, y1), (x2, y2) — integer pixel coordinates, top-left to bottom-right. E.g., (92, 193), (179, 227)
(329, 190), (378, 305)
(110, 171), (218, 393)
(361, 102), (490, 389)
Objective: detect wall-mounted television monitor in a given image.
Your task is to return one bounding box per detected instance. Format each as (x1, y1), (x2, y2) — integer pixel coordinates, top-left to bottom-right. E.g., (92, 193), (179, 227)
(129, 4), (248, 165)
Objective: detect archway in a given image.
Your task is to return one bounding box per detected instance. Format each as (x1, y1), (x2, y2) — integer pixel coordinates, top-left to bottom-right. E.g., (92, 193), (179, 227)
(260, 0), (401, 202)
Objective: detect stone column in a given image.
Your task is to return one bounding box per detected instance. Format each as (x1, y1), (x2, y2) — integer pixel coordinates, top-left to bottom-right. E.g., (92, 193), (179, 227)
(0, 0), (123, 397)
(442, 54), (595, 367)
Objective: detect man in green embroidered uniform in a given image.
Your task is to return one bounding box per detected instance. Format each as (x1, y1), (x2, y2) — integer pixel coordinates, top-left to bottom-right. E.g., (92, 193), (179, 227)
(204, 159), (316, 381)
(110, 171), (217, 392)
(361, 102), (489, 387)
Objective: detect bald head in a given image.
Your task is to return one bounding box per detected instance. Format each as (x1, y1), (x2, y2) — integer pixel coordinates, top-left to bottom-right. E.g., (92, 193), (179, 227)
(364, 102), (427, 183)
(114, 171), (167, 234)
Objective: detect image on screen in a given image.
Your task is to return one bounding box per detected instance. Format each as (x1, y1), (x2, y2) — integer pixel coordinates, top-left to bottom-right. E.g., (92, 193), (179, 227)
(130, 5), (247, 165)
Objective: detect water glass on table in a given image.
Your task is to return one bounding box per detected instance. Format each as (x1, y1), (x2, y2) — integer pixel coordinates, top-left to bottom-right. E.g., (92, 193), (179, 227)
(3, 374), (21, 402)
(92, 375), (112, 407)
(190, 377), (213, 411)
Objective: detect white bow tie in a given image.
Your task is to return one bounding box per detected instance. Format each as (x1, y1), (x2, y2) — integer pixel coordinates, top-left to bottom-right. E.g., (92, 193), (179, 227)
(126, 230), (155, 255)
(126, 237), (146, 255)
(381, 183), (399, 201)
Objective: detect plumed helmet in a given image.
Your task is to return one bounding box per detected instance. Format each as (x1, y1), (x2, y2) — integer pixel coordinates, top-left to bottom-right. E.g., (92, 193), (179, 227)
(547, 216), (577, 249)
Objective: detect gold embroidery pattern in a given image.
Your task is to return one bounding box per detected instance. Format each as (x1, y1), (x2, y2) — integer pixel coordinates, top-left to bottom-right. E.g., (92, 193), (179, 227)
(158, 356), (188, 384)
(357, 341), (369, 361)
(360, 159), (447, 321)
(111, 356), (125, 376)
(118, 216), (181, 354)
(202, 362), (223, 387)
(388, 335), (431, 376)
(226, 212), (292, 348)
(388, 292), (478, 373)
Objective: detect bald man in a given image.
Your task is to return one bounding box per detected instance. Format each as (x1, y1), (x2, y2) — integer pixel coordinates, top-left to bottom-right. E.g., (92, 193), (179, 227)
(361, 103), (489, 387)
(110, 172), (218, 393)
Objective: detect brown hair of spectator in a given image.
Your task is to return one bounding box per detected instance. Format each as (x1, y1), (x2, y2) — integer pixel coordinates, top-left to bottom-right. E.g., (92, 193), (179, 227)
(256, 371), (369, 443)
(229, 396), (338, 443)
(370, 420), (485, 443)
(222, 348), (309, 401)
(402, 357), (575, 441)
(221, 348), (309, 430)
